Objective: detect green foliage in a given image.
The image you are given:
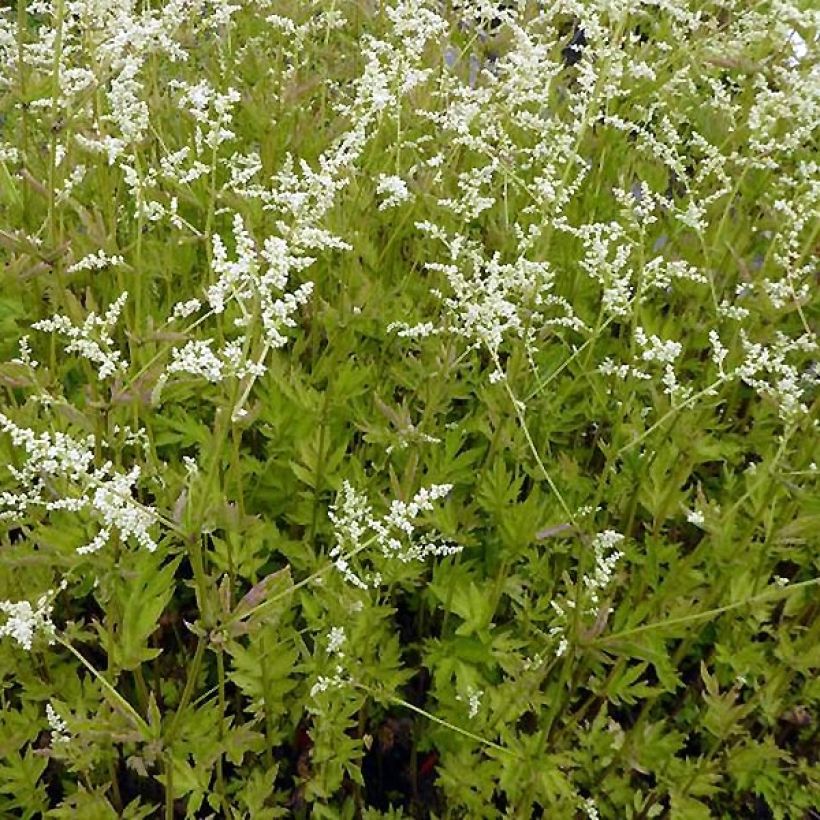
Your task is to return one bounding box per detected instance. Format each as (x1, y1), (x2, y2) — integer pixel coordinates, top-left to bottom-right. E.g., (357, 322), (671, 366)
(0, 0), (818, 817)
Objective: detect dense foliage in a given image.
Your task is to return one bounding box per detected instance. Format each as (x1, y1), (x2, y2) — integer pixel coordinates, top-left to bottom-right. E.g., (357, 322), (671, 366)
(0, 0), (818, 817)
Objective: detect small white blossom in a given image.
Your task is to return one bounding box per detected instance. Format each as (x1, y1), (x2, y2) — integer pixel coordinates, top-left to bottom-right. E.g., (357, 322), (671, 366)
(172, 299), (202, 320)
(326, 626), (347, 656)
(310, 665), (349, 699)
(457, 686), (483, 719)
(581, 797), (600, 820)
(46, 703), (70, 745)
(635, 327), (682, 365)
(709, 330), (728, 374)
(67, 250), (125, 274)
(0, 594), (56, 650)
(168, 339), (226, 383)
(687, 509), (705, 528)
(11, 336), (38, 369)
(376, 174), (412, 210)
(584, 531), (625, 606)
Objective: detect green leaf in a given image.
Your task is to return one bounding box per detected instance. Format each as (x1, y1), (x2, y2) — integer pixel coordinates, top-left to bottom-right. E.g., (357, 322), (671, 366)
(108, 555), (181, 671)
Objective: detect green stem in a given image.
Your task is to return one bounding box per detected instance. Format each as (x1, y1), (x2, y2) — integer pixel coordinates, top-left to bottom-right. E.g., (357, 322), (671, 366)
(596, 576), (820, 644)
(166, 636), (206, 743)
(215, 647), (229, 816)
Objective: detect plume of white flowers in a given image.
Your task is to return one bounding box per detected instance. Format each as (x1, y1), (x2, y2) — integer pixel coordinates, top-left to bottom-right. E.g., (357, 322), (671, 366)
(736, 331), (818, 422)
(376, 174), (412, 210)
(549, 529), (626, 658)
(328, 481), (460, 589)
(584, 531), (626, 608)
(0, 414), (157, 554)
(46, 703), (71, 745)
(31, 293), (129, 380)
(0, 593), (56, 650)
(392, 225), (583, 360)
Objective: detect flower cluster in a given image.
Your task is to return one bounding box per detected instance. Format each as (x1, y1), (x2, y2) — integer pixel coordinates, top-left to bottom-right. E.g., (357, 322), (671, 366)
(171, 80), (242, 154)
(736, 331), (818, 422)
(376, 174), (412, 210)
(46, 703), (71, 746)
(31, 293), (129, 380)
(393, 226), (583, 361)
(309, 666), (350, 700)
(0, 593), (56, 650)
(0, 0), (815, 813)
(599, 326), (692, 403)
(0, 414), (157, 554)
(584, 531), (626, 609)
(549, 529), (626, 657)
(328, 480), (459, 589)
(456, 685), (483, 719)
(67, 250), (125, 274)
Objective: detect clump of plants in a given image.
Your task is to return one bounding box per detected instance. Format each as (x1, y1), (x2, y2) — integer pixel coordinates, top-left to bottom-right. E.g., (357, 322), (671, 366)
(0, 0), (817, 817)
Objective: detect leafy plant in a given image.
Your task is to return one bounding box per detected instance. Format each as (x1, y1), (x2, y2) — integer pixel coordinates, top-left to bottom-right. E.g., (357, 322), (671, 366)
(0, 0), (817, 817)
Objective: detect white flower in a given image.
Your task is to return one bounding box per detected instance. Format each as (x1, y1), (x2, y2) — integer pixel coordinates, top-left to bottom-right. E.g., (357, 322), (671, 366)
(735, 330), (817, 421)
(687, 509), (705, 527)
(635, 327), (682, 365)
(676, 200), (706, 232)
(402, 227), (580, 357)
(387, 320), (439, 339)
(46, 703), (70, 745)
(171, 80), (242, 153)
(31, 292), (129, 380)
(581, 797), (600, 820)
(77, 527), (111, 556)
(11, 336), (38, 369)
(0, 415), (158, 553)
(172, 299), (202, 320)
(328, 480), (459, 588)
(67, 250), (125, 274)
(309, 665), (349, 699)
(457, 686), (483, 719)
(168, 339), (226, 383)
(584, 531), (625, 606)
(376, 174), (412, 210)
(326, 626), (347, 656)
(0, 594), (56, 650)
(709, 330), (728, 374)
(90, 467), (157, 552)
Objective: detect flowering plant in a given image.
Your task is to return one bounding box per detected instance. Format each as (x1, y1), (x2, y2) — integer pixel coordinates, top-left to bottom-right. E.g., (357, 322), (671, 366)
(0, 0), (817, 816)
